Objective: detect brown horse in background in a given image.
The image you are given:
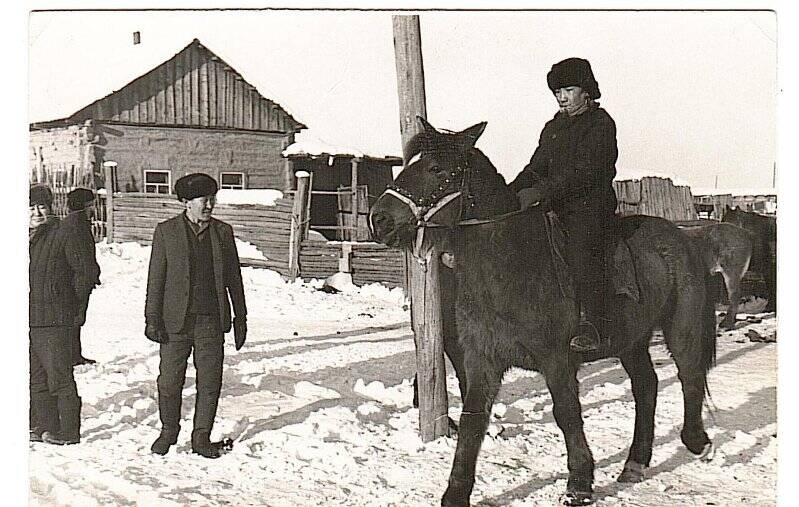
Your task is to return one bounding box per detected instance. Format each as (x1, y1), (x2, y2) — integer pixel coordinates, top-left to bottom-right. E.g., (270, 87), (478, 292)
(722, 206), (777, 313)
(682, 223), (754, 330)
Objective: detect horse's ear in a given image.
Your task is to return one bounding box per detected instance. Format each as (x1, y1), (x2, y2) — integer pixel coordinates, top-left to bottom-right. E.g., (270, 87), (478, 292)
(416, 116), (436, 133)
(460, 122), (487, 148)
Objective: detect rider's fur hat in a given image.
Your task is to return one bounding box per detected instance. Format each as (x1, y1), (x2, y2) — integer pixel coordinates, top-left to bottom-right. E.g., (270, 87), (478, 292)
(175, 173), (218, 201)
(547, 58), (601, 100)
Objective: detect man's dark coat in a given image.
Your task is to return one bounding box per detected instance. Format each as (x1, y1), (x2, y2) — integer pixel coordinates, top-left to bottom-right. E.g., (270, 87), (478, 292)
(145, 214), (247, 334)
(62, 211), (101, 287)
(29, 218), (93, 327)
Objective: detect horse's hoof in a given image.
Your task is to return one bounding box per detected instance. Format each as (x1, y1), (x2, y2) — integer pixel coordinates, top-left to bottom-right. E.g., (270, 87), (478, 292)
(617, 461), (647, 483)
(560, 491), (594, 506)
(699, 441), (715, 461)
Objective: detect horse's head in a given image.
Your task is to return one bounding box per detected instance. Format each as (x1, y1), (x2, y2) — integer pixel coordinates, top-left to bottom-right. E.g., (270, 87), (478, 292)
(369, 117), (517, 256)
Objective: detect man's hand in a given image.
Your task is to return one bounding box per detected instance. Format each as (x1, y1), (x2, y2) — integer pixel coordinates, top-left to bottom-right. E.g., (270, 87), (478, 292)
(145, 316), (167, 344)
(233, 316), (247, 351)
(517, 188), (543, 209)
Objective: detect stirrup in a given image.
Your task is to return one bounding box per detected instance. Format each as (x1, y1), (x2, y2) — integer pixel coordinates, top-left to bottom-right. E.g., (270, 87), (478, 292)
(569, 321), (606, 353)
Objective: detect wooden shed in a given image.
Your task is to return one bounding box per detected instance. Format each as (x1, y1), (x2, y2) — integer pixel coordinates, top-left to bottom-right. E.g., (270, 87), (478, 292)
(29, 38), (306, 195)
(693, 189), (777, 219)
(283, 141), (402, 240)
(613, 176), (697, 222)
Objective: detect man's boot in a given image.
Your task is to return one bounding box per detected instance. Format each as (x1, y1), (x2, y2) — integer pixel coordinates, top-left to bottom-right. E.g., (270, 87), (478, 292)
(30, 394), (59, 442)
(151, 431), (179, 456)
(43, 396), (81, 445)
(191, 433), (221, 459)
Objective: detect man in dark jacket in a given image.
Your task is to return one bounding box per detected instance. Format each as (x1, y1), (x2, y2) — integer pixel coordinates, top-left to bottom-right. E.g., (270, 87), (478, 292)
(145, 173), (248, 459)
(508, 57), (618, 352)
(63, 188), (102, 366)
(29, 184), (91, 445)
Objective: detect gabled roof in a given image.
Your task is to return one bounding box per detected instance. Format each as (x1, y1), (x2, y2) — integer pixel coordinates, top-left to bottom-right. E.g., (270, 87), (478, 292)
(31, 39), (305, 134)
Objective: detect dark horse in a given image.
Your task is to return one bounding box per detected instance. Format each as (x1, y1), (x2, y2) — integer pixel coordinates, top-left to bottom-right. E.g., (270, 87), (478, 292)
(722, 206), (777, 313)
(682, 222), (754, 330)
(369, 118), (717, 506)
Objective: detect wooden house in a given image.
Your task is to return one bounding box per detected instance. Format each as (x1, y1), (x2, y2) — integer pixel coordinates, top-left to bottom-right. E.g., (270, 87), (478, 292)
(29, 38), (306, 195)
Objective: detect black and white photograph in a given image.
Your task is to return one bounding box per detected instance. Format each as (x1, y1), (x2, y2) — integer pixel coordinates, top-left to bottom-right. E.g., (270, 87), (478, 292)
(14, 2), (791, 505)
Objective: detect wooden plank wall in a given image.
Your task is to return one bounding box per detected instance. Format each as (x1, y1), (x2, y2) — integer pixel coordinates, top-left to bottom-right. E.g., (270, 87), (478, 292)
(112, 193), (293, 275)
(110, 193), (407, 286)
(296, 242), (406, 288)
(614, 177), (697, 221)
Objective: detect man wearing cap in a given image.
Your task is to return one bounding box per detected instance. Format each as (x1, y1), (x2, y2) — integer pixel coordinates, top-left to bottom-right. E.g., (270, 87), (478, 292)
(145, 172), (247, 459)
(63, 188), (102, 366)
(508, 57), (618, 353)
(29, 184), (91, 445)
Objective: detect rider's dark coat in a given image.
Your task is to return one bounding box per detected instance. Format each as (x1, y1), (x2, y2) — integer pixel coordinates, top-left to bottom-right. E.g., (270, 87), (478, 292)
(508, 103), (618, 215)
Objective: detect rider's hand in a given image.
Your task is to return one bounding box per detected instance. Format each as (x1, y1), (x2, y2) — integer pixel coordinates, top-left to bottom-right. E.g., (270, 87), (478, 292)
(517, 188), (543, 209)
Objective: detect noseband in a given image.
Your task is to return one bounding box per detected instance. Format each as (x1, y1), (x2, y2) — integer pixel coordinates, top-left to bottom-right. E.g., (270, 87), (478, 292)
(378, 154), (476, 261)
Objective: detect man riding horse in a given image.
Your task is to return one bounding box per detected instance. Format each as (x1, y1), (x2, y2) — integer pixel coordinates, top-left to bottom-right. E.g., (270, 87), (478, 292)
(508, 57), (618, 353)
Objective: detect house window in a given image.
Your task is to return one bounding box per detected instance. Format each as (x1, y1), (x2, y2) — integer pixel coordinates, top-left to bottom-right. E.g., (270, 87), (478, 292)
(220, 172), (246, 189)
(144, 170), (171, 194)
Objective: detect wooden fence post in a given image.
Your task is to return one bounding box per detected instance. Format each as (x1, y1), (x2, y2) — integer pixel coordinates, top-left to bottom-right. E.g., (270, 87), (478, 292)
(289, 171), (311, 280)
(103, 161), (117, 243)
(351, 157), (360, 242)
(393, 14), (450, 441)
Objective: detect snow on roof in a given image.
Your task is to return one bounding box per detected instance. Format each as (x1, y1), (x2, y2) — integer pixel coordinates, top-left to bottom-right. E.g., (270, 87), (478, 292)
(691, 187), (777, 197)
(283, 132), (400, 161)
(216, 189), (283, 206)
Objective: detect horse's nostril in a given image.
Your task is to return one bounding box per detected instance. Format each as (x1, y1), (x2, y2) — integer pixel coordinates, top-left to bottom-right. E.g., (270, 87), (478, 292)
(370, 211), (394, 238)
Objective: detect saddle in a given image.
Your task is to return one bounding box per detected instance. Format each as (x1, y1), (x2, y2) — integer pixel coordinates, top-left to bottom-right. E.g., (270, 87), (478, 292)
(543, 211), (641, 304)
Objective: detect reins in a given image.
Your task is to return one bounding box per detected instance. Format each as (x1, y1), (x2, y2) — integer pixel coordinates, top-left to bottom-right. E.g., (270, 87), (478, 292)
(418, 205), (538, 229)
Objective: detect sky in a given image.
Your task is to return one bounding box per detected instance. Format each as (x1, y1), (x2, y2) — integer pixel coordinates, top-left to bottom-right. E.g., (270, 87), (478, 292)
(27, 9), (777, 191)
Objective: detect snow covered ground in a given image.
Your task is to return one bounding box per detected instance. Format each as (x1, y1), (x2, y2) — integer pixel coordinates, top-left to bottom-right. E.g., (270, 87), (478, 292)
(28, 241), (778, 506)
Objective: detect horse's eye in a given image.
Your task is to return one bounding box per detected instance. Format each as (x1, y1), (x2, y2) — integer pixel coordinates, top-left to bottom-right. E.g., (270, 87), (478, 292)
(429, 164), (445, 174)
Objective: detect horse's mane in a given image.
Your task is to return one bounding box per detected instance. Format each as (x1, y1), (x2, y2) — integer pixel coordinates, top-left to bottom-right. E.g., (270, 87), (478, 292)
(404, 130), (520, 219)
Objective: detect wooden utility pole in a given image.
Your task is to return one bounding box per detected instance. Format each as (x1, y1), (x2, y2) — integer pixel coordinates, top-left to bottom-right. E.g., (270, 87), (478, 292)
(392, 14), (450, 441)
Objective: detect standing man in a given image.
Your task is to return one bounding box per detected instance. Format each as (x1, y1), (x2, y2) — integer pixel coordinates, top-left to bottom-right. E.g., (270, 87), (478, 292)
(29, 184), (90, 445)
(145, 173), (248, 459)
(508, 57), (618, 353)
(64, 188), (102, 366)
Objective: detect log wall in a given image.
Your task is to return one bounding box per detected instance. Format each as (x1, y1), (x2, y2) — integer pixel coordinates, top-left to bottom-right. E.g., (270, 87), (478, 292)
(614, 177), (697, 221)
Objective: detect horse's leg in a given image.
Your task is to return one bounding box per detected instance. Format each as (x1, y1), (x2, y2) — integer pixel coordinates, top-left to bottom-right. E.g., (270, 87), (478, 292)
(441, 359), (501, 507)
(441, 267), (468, 403)
(541, 355), (595, 505)
(617, 345), (658, 482)
(663, 301), (713, 458)
(720, 254), (748, 330)
(764, 242), (777, 313)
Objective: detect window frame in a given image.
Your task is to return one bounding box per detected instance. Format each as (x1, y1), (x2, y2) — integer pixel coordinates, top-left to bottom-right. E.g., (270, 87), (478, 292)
(220, 172), (246, 190)
(144, 170), (171, 194)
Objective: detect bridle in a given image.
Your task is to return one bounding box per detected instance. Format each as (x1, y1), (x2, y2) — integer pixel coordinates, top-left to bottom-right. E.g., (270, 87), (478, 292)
(373, 151), (479, 261)
(376, 149), (529, 261)
(374, 150), (537, 261)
